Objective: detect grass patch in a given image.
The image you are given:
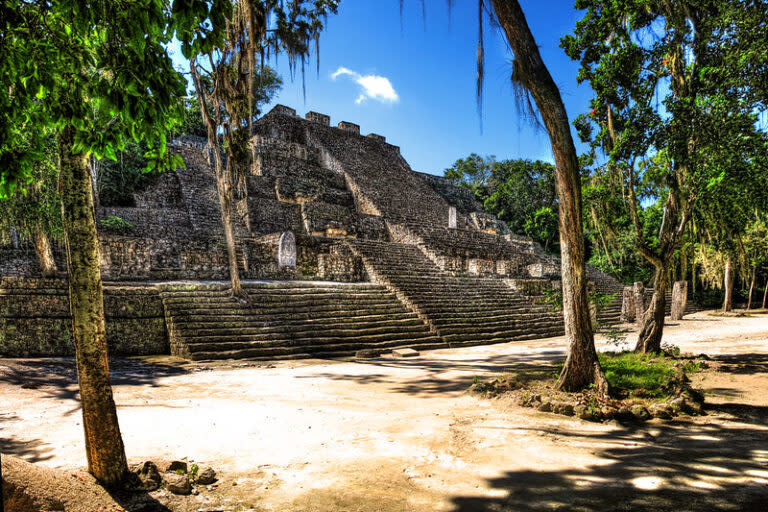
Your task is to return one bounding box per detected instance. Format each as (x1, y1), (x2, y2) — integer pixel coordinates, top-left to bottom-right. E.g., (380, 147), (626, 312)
(599, 352), (699, 398)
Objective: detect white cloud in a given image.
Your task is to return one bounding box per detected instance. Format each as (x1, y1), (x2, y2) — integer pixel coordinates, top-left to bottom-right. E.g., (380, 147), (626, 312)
(331, 67), (399, 105)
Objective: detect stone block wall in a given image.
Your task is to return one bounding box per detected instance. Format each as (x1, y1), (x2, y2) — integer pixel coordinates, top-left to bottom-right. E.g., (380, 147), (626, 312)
(337, 121), (360, 134)
(0, 278), (168, 357)
(98, 236), (232, 281)
(318, 244), (367, 282)
(98, 206), (193, 240)
(306, 111), (331, 125)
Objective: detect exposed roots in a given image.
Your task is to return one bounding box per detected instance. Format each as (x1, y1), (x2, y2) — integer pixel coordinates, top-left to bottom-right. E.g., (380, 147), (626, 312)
(556, 359), (611, 399)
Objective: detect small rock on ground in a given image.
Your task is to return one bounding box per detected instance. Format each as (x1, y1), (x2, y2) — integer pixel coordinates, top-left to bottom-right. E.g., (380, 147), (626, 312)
(166, 460), (188, 473)
(164, 473), (192, 495)
(197, 467), (217, 485)
(392, 348), (419, 358)
(127, 461), (161, 491)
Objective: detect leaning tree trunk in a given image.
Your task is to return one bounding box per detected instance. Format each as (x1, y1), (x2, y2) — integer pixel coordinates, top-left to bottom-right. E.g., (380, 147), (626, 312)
(490, 0), (608, 394)
(57, 125), (128, 487)
(722, 256), (733, 312)
(762, 278), (768, 309)
(634, 264), (669, 353)
(34, 228), (57, 277)
(747, 267), (756, 310)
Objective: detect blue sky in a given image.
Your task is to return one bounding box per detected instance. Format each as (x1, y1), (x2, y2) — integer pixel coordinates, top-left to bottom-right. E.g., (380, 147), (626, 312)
(173, 1), (594, 176)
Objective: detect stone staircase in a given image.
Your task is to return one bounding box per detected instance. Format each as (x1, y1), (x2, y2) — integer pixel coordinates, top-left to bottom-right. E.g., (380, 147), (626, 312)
(159, 281), (444, 361)
(348, 240), (565, 347)
(589, 270), (625, 327)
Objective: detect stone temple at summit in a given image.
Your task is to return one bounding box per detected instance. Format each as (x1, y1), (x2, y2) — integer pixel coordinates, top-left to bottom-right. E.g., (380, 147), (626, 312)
(0, 105), (624, 360)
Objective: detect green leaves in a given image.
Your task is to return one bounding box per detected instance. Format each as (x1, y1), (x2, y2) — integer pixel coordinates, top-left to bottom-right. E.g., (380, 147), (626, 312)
(566, 0), (768, 280)
(445, 155), (560, 252)
(0, 0), (189, 198)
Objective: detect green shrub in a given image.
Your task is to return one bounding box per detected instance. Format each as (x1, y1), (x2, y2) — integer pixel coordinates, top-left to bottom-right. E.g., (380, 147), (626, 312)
(99, 216), (135, 235)
(598, 352), (695, 398)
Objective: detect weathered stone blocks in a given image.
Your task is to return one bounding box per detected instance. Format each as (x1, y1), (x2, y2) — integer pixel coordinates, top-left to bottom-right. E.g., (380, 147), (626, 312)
(671, 280), (688, 320)
(306, 111), (330, 125)
(337, 121), (360, 134)
(366, 133), (386, 142)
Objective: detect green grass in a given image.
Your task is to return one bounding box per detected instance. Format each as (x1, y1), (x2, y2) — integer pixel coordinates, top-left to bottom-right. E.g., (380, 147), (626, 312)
(598, 352), (697, 398)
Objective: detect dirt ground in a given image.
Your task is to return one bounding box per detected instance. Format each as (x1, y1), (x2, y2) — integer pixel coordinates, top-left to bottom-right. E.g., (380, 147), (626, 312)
(3, 310), (768, 511)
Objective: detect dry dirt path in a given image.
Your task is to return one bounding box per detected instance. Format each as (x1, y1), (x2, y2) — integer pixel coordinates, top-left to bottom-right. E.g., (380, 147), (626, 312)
(2, 310), (768, 511)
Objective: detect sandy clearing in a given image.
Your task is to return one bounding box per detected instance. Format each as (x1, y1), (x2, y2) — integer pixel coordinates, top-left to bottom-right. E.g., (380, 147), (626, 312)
(2, 309), (768, 511)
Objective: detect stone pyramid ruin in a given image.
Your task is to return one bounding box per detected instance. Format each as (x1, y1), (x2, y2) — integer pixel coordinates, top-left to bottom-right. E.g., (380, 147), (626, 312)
(0, 105), (624, 360)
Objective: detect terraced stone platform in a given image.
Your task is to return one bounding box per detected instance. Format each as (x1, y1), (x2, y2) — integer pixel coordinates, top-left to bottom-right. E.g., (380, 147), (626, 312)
(2, 104), (635, 361)
(159, 281), (445, 361)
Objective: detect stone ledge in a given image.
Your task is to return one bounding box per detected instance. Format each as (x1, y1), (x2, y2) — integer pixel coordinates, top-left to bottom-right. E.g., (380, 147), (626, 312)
(338, 121), (360, 134)
(367, 133), (386, 142)
(306, 111), (330, 125)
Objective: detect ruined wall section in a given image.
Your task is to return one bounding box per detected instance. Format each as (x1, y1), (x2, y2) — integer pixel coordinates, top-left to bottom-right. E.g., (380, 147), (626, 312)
(0, 278), (167, 357)
(169, 138), (226, 238)
(255, 109), (452, 228)
(251, 111), (390, 241)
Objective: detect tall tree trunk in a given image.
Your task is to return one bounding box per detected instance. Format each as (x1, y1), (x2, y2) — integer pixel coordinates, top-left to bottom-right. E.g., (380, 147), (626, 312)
(34, 228), (57, 277)
(747, 267), (756, 310)
(762, 277), (768, 309)
(190, 59), (243, 297)
(632, 179), (688, 352)
(490, 0), (608, 395)
(57, 125), (128, 487)
(722, 256), (733, 312)
(216, 168), (242, 296)
(591, 206), (613, 267)
(634, 264), (669, 353)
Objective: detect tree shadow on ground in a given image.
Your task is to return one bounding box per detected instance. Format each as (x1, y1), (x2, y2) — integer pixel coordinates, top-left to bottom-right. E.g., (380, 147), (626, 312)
(0, 357), (192, 403)
(450, 412), (768, 512)
(297, 353), (563, 396)
(708, 353), (768, 375)
(0, 436), (55, 463)
(106, 489), (173, 512)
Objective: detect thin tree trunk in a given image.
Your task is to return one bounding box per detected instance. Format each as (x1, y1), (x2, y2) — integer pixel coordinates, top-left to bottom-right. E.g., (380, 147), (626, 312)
(490, 0), (608, 395)
(634, 264), (669, 353)
(591, 206), (613, 267)
(747, 267), (756, 310)
(34, 228), (57, 277)
(216, 170), (242, 296)
(722, 256), (733, 312)
(762, 277), (767, 309)
(190, 59), (243, 296)
(57, 125), (128, 487)
(680, 244), (688, 283)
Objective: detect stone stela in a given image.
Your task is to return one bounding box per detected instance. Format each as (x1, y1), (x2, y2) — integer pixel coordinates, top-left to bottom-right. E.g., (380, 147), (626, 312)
(278, 232), (297, 267)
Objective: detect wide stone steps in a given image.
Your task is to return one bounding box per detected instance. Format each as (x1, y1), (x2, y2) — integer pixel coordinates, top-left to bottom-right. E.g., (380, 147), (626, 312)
(430, 312), (563, 327)
(159, 281), (444, 360)
(164, 304), (409, 321)
(164, 299), (406, 315)
(171, 312), (419, 329)
(187, 330), (435, 352)
(182, 323), (432, 343)
(188, 337), (447, 361)
(349, 240), (565, 347)
(176, 315), (425, 334)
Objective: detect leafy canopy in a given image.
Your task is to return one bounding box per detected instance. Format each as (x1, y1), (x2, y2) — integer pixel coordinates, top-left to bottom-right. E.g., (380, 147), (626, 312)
(445, 154), (559, 252)
(0, 0), (188, 198)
